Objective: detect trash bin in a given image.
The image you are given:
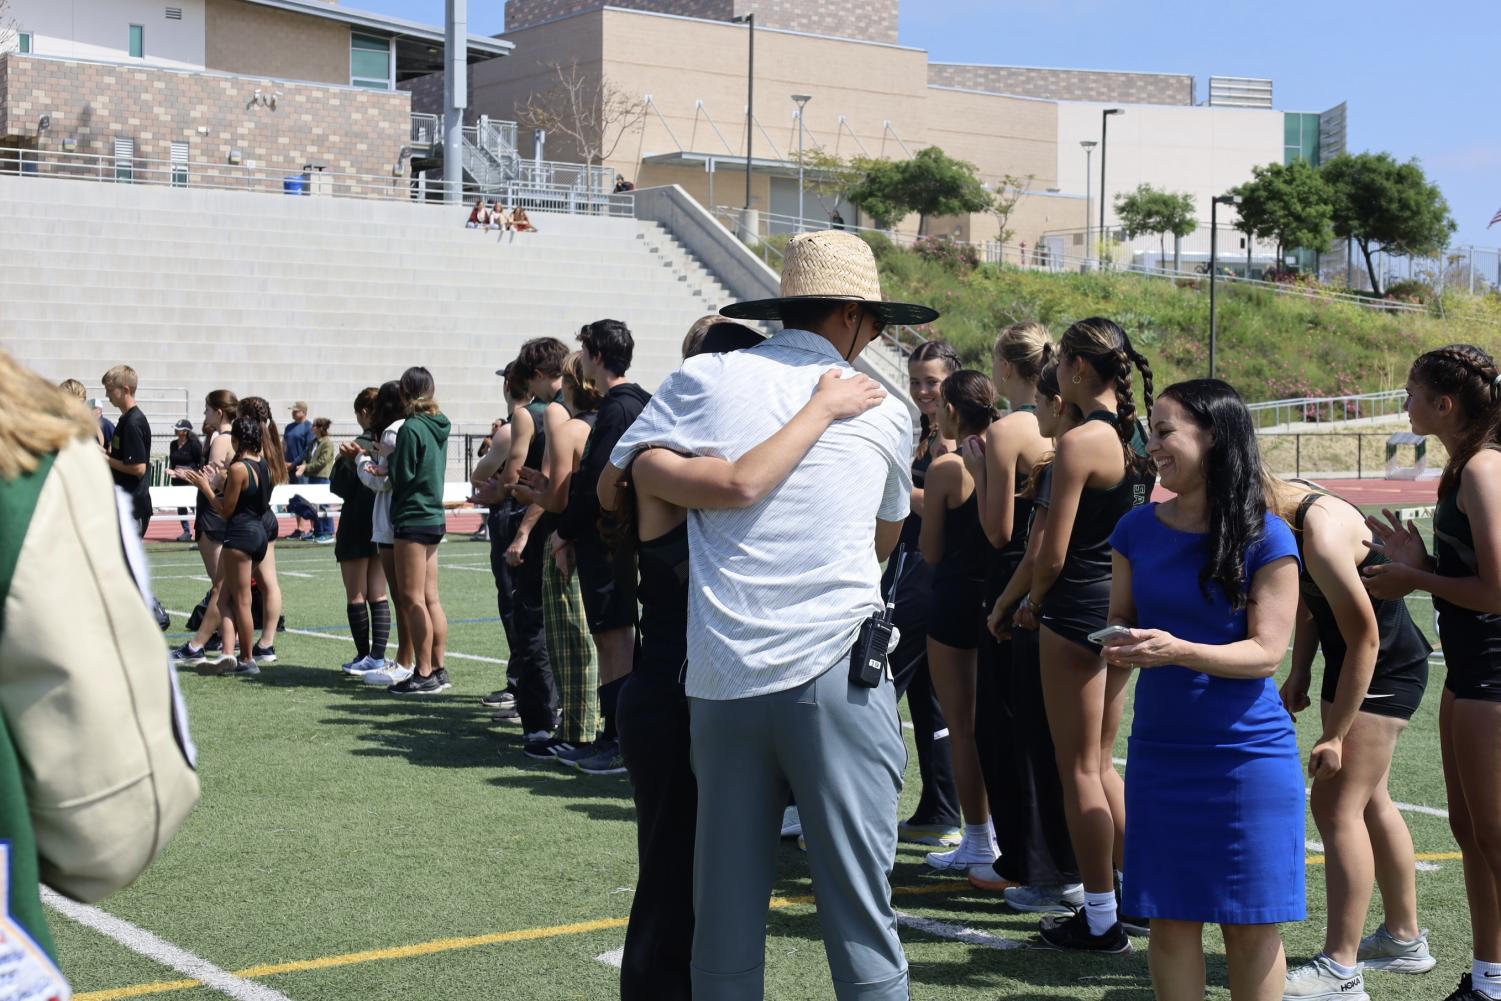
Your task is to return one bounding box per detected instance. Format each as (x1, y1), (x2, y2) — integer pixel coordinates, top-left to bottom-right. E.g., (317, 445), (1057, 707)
(283, 175), (306, 195)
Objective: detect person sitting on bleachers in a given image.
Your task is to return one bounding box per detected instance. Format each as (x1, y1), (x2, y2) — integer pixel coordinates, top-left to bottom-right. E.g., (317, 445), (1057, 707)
(511, 206), (537, 234)
(466, 199), (488, 230)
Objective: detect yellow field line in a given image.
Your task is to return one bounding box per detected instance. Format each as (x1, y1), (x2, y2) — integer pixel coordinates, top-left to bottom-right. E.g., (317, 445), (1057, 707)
(1306, 850), (1462, 867)
(74, 880), (973, 1001)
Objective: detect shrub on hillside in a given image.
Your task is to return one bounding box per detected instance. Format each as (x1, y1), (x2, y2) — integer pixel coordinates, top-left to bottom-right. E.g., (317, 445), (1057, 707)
(912, 235), (979, 273)
(1384, 279), (1435, 304)
(856, 230), (896, 260)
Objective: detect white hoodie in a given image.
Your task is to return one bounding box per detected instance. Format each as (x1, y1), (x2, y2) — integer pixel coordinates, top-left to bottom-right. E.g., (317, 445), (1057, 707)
(355, 418), (405, 545)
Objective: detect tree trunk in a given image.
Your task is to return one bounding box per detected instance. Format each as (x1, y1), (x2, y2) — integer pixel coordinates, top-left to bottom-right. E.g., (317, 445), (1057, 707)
(1359, 240), (1382, 296)
(918, 213), (927, 237)
(1159, 233), (1166, 270)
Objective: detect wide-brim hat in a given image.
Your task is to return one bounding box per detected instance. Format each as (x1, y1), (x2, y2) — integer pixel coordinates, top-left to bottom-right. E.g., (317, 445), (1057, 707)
(720, 230), (940, 326)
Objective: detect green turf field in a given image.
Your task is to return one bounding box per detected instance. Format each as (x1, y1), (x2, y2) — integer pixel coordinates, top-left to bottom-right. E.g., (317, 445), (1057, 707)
(49, 522), (1471, 1001)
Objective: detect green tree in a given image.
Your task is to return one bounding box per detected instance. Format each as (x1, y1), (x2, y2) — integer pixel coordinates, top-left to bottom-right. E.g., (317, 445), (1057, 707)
(798, 149), (867, 219)
(988, 173), (1032, 246)
(1230, 159), (1334, 269)
(1114, 184), (1198, 270)
(848, 147), (992, 235)
(1321, 152), (1456, 296)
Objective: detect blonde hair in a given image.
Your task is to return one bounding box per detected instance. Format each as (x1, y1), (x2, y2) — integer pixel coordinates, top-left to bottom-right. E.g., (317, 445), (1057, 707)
(1262, 470), (1321, 523)
(993, 321), (1054, 382)
(59, 378), (88, 400)
(0, 351), (97, 479)
(561, 351), (604, 413)
(101, 364), (138, 393)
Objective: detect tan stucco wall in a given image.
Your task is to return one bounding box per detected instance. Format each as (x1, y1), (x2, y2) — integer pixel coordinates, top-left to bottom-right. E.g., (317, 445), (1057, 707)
(205, 0), (350, 86)
(924, 87), (1057, 188)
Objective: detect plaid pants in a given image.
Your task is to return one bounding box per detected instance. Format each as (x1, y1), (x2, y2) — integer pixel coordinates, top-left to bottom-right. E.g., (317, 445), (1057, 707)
(543, 545), (598, 745)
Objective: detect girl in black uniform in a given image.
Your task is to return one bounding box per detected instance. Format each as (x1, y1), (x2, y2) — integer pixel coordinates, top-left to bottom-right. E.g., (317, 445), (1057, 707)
(598, 347), (885, 1001)
(1023, 317), (1154, 952)
(170, 389), (238, 667)
(886, 340), (964, 848)
(919, 370), (1001, 871)
(239, 396), (287, 664)
(1265, 476), (1435, 998)
(1365, 345), (1501, 1001)
(184, 416), (270, 676)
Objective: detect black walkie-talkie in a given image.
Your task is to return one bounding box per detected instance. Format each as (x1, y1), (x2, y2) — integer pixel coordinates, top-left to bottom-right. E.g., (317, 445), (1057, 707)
(850, 546), (905, 688)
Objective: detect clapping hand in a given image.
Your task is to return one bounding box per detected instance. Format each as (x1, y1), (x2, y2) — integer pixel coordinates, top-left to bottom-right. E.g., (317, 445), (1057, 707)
(338, 440), (363, 459)
(514, 466), (549, 505)
(469, 476), (506, 507)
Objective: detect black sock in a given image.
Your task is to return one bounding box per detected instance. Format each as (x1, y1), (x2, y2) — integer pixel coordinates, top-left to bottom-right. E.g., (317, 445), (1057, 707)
(368, 599), (391, 661)
(347, 603), (371, 659)
(598, 677), (625, 742)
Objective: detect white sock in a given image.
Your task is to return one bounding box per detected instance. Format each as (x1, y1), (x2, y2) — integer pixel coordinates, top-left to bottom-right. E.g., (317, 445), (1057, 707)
(963, 823), (995, 852)
(1323, 954), (1358, 978)
(1083, 890), (1117, 936)
(1473, 960), (1501, 1000)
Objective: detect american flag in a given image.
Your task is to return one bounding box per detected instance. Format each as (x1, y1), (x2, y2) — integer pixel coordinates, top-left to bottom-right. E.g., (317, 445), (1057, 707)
(1491, 207), (1501, 229)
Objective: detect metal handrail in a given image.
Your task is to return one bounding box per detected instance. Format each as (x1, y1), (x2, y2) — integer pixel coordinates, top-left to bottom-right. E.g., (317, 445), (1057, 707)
(1245, 389), (1409, 427)
(0, 145), (636, 216)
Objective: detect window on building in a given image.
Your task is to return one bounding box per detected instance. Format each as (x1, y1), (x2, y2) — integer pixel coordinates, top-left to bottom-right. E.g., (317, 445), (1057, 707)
(170, 141), (189, 187)
(129, 24), (144, 58)
(351, 33), (392, 90)
(1284, 112), (1320, 166)
(114, 138), (135, 182)
(17, 32), (31, 54)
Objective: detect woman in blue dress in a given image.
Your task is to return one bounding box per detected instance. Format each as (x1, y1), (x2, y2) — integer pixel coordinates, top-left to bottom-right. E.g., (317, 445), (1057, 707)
(1101, 379), (1304, 1001)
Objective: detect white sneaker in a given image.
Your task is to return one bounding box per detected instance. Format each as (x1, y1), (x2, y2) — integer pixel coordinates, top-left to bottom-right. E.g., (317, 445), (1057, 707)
(363, 663), (413, 686)
(1357, 926), (1436, 974)
(780, 807), (802, 839)
(924, 838), (999, 872)
(1284, 955), (1368, 1001)
(1003, 882), (1085, 914)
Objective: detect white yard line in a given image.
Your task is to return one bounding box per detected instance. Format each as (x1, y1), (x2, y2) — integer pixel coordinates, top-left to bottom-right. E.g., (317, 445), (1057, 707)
(894, 911), (1025, 950)
(165, 610), (508, 666)
(42, 888), (295, 1001)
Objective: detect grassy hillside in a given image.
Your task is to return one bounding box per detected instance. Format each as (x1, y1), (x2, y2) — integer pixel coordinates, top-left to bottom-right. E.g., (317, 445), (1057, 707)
(861, 240), (1501, 401)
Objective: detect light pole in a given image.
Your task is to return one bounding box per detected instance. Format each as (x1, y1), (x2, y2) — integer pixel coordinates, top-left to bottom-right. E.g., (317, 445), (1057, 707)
(1209, 194), (1239, 380)
(1099, 108), (1124, 260)
(792, 93), (812, 232)
(1080, 140), (1096, 269)
(731, 14), (754, 218)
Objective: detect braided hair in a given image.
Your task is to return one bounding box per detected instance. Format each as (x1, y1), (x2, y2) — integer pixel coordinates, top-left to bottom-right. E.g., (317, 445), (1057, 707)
(229, 415), (263, 461)
(909, 339), (962, 458)
(239, 396), (288, 485)
(1059, 317), (1154, 474)
(1410, 344), (1501, 498)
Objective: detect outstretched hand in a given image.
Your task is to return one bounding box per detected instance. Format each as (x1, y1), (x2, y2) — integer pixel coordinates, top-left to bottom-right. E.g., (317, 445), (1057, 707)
(1363, 508), (1429, 569)
(813, 369), (886, 420)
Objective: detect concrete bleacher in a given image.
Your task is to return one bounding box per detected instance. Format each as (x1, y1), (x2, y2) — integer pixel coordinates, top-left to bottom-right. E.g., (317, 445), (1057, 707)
(0, 176), (738, 437)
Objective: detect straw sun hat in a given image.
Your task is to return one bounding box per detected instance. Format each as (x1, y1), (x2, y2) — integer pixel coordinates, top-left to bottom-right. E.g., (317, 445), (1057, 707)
(720, 230), (940, 326)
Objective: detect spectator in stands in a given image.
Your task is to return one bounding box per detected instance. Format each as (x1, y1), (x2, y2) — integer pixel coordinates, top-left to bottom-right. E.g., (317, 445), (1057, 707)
(289, 417), (336, 543)
(333, 387), (391, 677)
(101, 365), (153, 538)
(511, 205), (538, 235)
(386, 366), (453, 696)
(284, 401), (314, 539)
(169, 418), (204, 543)
(830, 209), (845, 230)
(613, 175), (636, 194)
(467, 198), (489, 229)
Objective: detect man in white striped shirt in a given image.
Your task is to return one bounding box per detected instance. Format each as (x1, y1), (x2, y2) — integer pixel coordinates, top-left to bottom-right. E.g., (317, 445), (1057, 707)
(609, 231), (939, 1001)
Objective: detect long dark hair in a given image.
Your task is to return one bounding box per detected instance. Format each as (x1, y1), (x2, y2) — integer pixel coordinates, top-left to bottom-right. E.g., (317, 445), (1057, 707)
(940, 369), (1000, 437)
(909, 339), (961, 457)
(1410, 344), (1501, 499)
(400, 366), (440, 416)
(370, 380), (406, 435)
(1059, 317), (1154, 474)
(1159, 379), (1266, 610)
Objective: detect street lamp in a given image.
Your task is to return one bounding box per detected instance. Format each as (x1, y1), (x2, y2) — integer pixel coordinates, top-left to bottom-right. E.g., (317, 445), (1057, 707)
(1080, 140), (1097, 269)
(792, 93), (812, 232)
(731, 14), (754, 218)
(1209, 194), (1240, 379)
(1099, 108), (1124, 260)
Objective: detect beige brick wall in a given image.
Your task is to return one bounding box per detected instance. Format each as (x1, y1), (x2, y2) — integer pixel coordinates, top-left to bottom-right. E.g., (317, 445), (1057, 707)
(929, 64), (1194, 106)
(504, 0), (898, 44)
(0, 53), (410, 179)
(924, 87), (1057, 189)
(205, 0), (351, 86)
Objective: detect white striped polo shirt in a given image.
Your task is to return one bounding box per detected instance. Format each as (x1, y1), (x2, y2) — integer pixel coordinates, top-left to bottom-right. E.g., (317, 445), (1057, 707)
(610, 328), (913, 700)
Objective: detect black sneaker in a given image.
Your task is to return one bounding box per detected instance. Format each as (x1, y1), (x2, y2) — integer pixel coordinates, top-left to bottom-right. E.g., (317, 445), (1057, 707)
(480, 689), (516, 709)
(1037, 910), (1131, 954)
(388, 672), (444, 696)
(490, 706), (521, 724)
(170, 641), (206, 666)
(1443, 974), (1485, 1001)
(204, 634), (224, 653)
(432, 668), (453, 692)
(523, 737), (577, 760)
(252, 644), (277, 664)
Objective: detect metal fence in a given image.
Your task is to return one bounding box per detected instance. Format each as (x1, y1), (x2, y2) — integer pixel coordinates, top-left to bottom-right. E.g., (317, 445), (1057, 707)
(1258, 431), (1443, 480)
(1245, 389), (1408, 429)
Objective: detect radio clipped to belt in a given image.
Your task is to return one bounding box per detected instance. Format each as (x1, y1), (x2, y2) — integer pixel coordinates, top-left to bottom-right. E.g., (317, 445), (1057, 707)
(850, 545), (905, 688)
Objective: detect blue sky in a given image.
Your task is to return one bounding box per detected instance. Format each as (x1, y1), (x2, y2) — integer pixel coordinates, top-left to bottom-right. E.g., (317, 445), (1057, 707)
(364, 0), (1499, 249)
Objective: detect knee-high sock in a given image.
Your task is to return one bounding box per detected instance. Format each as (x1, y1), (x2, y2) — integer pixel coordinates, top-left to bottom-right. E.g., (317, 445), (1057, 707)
(346, 602), (371, 659)
(598, 676), (625, 742)
(368, 599), (391, 661)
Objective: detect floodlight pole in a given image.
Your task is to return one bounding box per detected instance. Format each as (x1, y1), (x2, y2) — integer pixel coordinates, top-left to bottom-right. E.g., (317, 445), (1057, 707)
(793, 94), (812, 232)
(733, 14), (755, 218)
(1210, 194), (1239, 379)
(1081, 140), (1096, 269)
(443, 0), (468, 203)
(1099, 108), (1123, 262)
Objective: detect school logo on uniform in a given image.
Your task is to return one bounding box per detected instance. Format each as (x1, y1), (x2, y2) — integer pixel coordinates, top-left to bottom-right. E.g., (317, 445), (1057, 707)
(0, 844), (71, 1001)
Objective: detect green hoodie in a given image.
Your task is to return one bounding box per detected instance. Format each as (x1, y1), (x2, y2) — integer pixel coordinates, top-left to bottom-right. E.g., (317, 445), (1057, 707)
(390, 411), (451, 529)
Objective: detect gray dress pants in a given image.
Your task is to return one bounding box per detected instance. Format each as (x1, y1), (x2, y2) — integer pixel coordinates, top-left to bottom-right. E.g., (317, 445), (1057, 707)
(688, 663), (909, 1001)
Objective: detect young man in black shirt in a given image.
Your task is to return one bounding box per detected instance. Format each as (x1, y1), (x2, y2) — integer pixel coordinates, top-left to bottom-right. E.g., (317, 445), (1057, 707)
(101, 365), (153, 538)
(562, 319), (651, 775)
